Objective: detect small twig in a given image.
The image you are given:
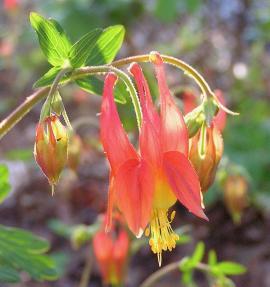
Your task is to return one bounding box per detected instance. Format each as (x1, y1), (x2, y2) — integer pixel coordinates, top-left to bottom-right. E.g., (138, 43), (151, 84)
(139, 260), (211, 287)
(79, 244), (94, 287)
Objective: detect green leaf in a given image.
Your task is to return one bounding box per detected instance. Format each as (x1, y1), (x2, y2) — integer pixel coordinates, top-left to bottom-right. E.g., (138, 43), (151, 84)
(68, 29), (102, 68)
(30, 12), (71, 66)
(0, 225), (58, 282)
(191, 242), (205, 265)
(208, 249), (217, 267)
(76, 76), (126, 104)
(0, 267), (20, 283)
(216, 262), (247, 275)
(0, 164), (11, 204)
(33, 66), (61, 88)
(87, 25), (125, 65)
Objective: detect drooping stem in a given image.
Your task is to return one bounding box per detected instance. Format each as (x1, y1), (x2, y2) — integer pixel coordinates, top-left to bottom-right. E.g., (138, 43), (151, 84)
(0, 86), (49, 139)
(112, 54), (213, 98)
(139, 259), (211, 287)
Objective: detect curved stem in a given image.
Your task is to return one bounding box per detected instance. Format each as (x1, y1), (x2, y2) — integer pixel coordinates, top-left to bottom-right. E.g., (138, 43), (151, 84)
(0, 65), (141, 139)
(139, 260), (210, 287)
(112, 54), (213, 98)
(0, 87), (49, 139)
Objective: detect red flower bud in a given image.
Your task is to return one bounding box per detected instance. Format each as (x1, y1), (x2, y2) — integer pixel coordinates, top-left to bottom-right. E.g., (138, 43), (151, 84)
(189, 124), (223, 192)
(34, 115), (68, 188)
(93, 219), (129, 286)
(224, 175), (248, 223)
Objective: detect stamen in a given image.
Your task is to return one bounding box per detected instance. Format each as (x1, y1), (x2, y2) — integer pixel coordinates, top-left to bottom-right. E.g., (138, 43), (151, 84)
(145, 209), (179, 266)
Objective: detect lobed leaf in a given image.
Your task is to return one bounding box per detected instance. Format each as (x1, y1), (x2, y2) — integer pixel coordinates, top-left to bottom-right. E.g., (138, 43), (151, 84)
(68, 29), (102, 68)
(0, 225), (58, 282)
(30, 12), (71, 66)
(87, 25), (125, 65)
(216, 262), (247, 275)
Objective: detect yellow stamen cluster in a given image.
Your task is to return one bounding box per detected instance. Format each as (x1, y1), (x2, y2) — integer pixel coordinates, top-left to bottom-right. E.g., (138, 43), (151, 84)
(145, 209), (179, 266)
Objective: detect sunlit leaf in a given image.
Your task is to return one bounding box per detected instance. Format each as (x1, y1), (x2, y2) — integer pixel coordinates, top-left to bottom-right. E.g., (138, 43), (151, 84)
(68, 29), (102, 68)
(30, 12), (71, 66)
(87, 25), (125, 65)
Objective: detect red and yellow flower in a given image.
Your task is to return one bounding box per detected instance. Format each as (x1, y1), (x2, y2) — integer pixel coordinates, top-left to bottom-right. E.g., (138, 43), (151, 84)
(100, 52), (207, 265)
(93, 216), (129, 285)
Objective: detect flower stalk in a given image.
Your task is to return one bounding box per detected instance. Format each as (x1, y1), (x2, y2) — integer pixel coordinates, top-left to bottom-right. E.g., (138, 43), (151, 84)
(0, 53), (226, 140)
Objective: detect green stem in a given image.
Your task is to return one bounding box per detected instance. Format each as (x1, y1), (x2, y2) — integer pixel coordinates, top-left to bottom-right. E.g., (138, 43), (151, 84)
(139, 260), (211, 287)
(0, 53), (216, 139)
(112, 54), (213, 98)
(0, 65), (141, 139)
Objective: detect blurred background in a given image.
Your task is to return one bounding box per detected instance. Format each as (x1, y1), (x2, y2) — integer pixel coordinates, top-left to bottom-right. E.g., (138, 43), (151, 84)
(0, 0), (270, 286)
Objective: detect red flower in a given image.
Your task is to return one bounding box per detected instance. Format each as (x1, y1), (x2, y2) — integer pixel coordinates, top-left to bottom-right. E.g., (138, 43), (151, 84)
(34, 115), (68, 189)
(100, 52), (207, 265)
(93, 218), (129, 285)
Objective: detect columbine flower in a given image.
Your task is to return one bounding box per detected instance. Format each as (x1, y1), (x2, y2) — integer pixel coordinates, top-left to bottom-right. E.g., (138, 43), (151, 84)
(189, 124), (224, 192)
(100, 52), (207, 265)
(93, 217), (129, 286)
(34, 114), (68, 191)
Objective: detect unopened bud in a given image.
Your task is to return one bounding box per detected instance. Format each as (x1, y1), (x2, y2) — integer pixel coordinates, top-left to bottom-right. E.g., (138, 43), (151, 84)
(34, 115), (68, 190)
(185, 105), (205, 138)
(67, 134), (82, 171)
(71, 225), (90, 249)
(224, 175), (248, 224)
(189, 124), (223, 192)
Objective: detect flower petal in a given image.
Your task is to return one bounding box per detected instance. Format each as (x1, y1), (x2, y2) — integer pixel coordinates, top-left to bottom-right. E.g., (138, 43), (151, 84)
(150, 52), (188, 156)
(114, 158), (154, 236)
(129, 63), (160, 128)
(105, 173), (116, 232)
(163, 151), (208, 220)
(100, 73), (138, 174)
(129, 63), (162, 166)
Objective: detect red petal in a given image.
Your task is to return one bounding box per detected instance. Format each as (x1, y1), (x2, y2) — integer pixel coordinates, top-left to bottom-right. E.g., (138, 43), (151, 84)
(129, 63), (162, 166)
(163, 151), (208, 220)
(105, 173), (116, 232)
(100, 73), (138, 174)
(114, 158), (154, 236)
(129, 63), (160, 128)
(150, 52), (188, 156)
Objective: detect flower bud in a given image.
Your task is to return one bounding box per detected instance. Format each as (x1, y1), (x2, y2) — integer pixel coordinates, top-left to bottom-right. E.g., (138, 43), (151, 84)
(189, 124), (223, 192)
(71, 225), (90, 250)
(185, 105), (205, 138)
(224, 175), (248, 223)
(34, 115), (68, 189)
(93, 218), (129, 286)
(67, 134), (82, 171)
